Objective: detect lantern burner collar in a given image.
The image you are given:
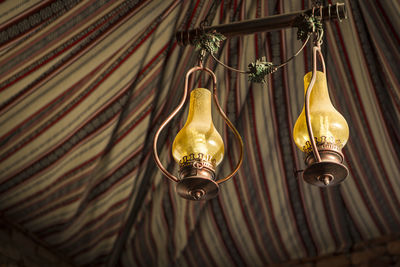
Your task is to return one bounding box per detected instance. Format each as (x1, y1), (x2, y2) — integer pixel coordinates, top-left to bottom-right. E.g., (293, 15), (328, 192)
(176, 157), (218, 200)
(303, 143), (348, 187)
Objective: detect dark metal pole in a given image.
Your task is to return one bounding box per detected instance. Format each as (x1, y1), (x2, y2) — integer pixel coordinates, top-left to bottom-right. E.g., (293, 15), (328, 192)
(176, 3), (346, 45)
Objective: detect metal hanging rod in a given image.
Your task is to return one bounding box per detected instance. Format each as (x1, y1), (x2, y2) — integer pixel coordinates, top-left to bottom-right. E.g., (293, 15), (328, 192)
(176, 3), (346, 45)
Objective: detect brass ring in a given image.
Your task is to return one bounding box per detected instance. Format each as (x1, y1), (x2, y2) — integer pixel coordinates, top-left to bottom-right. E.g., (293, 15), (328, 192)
(336, 3), (343, 22)
(328, 4), (331, 20)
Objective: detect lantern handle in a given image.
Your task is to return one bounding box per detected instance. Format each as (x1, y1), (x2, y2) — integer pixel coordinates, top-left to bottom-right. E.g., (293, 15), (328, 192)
(304, 43), (325, 163)
(208, 72), (244, 184)
(153, 65), (237, 183)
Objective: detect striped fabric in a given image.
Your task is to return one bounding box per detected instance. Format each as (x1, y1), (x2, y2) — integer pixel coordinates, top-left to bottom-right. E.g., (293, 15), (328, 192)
(0, 0), (399, 266)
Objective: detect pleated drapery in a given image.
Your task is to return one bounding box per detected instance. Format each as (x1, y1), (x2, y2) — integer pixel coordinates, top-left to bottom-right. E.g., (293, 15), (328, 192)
(0, 0), (399, 266)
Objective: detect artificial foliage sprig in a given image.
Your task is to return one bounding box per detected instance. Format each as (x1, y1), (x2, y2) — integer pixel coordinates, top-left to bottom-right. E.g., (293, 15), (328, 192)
(248, 57), (277, 83)
(295, 14), (323, 42)
(193, 31), (226, 55)
(192, 14), (322, 84)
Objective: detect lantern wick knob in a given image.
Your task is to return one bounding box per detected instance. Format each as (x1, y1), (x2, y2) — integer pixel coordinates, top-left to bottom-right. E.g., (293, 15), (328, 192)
(190, 189), (205, 200)
(320, 174), (333, 186)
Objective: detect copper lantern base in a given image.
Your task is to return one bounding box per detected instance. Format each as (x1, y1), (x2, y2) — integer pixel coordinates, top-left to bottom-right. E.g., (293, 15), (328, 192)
(303, 143), (348, 187)
(176, 178), (219, 200)
(176, 158), (219, 200)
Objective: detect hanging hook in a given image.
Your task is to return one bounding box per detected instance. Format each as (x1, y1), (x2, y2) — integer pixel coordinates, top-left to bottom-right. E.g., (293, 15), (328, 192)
(196, 20), (209, 66)
(336, 3), (343, 22)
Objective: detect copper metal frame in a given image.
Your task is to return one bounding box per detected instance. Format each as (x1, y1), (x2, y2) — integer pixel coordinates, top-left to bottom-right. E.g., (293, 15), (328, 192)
(153, 64), (244, 200)
(305, 44), (325, 163)
(155, 3), (348, 192)
(302, 41), (349, 187)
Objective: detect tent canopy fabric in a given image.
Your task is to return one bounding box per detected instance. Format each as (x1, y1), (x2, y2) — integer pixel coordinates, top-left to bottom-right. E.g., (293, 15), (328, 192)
(0, 0), (399, 266)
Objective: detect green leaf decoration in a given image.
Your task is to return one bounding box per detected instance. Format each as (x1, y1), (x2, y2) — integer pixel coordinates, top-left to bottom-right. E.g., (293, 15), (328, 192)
(193, 31), (226, 55)
(248, 57), (277, 83)
(294, 14), (323, 42)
